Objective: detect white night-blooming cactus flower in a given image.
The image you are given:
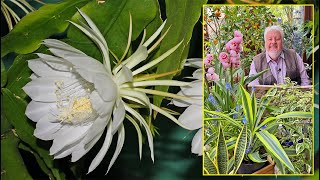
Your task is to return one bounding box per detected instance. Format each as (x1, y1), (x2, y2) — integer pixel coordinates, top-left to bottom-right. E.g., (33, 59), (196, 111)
(23, 10), (193, 174)
(172, 58), (202, 156)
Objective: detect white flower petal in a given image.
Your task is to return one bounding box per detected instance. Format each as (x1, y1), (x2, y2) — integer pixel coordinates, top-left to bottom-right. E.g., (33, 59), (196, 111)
(43, 39), (86, 55)
(127, 80), (190, 88)
(67, 20), (112, 74)
(122, 45), (148, 70)
(173, 91), (202, 106)
(107, 124), (125, 174)
(30, 73), (39, 80)
(172, 98), (191, 107)
(82, 116), (110, 146)
(90, 91), (114, 117)
(185, 58), (202, 68)
(143, 19), (167, 47)
(192, 68), (202, 80)
(26, 101), (56, 122)
(71, 129), (104, 162)
(73, 68), (95, 83)
(132, 40), (183, 76)
(114, 65), (133, 85)
(88, 120), (113, 174)
(28, 59), (73, 78)
(53, 144), (78, 159)
(111, 99), (125, 135)
(23, 77), (78, 102)
(191, 128), (202, 156)
(124, 104), (154, 162)
(63, 56), (106, 75)
(36, 53), (71, 71)
(151, 104), (193, 130)
(34, 114), (62, 140)
(50, 124), (91, 155)
(178, 104), (202, 130)
(49, 48), (87, 60)
(94, 73), (117, 102)
(120, 88), (150, 109)
(180, 80), (202, 96)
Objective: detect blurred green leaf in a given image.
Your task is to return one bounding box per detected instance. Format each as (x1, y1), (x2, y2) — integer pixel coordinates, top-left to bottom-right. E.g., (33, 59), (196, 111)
(153, 0), (207, 107)
(1, 59), (7, 88)
(1, 131), (32, 180)
(2, 88), (64, 180)
(1, 0), (90, 58)
(6, 54), (34, 99)
(1, 96), (11, 135)
(66, 0), (159, 61)
(18, 143), (54, 179)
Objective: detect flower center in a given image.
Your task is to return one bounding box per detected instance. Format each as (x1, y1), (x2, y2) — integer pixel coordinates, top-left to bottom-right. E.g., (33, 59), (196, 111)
(57, 97), (94, 124)
(54, 80), (96, 124)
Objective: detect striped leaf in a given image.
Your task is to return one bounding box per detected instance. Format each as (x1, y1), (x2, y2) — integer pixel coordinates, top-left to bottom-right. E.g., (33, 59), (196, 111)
(204, 110), (242, 129)
(284, 148), (298, 157)
(204, 152), (217, 174)
(252, 93), (257, 131)
(217, 124), (228, 174)
(248, 151), (267, 163)
(255, 87), (277, 128)
(276, 111), (312, 119)
(255, 111), (312, 132)
(226, 137), (237, 150)
(256, 130), (295, 172)
(233, 124), (247, 174)
(273, 156), (286, 174)
(208, 137), (237, 159)
(239, 85), (254, 129)
(204, 134), (217, 146)
(228, 156), (235, 174)
(244, 68), (270, 85)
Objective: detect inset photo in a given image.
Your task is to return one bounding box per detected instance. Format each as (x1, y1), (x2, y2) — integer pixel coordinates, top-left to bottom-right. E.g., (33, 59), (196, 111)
(203, 5), (314, 175)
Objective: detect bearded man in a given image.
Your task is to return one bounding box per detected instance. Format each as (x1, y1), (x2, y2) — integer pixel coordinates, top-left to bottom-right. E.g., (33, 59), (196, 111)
(248, 25), (310, 86)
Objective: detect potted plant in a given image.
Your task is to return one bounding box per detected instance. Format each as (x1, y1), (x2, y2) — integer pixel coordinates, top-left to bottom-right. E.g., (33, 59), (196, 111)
(204, 85), (312, 174)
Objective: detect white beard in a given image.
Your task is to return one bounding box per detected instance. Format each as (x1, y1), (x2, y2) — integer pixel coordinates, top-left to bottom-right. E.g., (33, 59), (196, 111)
(267, 50), (282, 60)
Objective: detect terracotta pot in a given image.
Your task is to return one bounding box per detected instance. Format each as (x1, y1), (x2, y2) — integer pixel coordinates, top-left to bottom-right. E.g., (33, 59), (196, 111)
(253, 156), (275, 174)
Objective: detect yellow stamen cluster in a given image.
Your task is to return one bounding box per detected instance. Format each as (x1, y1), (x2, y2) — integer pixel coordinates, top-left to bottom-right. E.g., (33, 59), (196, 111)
(58, 97), (94, 124)
(54, 80), (94, 124)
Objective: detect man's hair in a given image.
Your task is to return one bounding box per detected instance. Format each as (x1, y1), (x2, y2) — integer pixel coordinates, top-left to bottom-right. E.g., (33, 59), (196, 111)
(264, 25), (284, 42)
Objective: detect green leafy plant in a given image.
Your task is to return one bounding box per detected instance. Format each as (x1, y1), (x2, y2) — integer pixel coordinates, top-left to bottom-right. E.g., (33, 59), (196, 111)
(204, 85), (312, 174)
(268, 78), (313, 174)
(1, 0), (206, 179)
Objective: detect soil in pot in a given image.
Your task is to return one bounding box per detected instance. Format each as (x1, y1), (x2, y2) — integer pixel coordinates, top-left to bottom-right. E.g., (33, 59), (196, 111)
(237, 161), (266, 174)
